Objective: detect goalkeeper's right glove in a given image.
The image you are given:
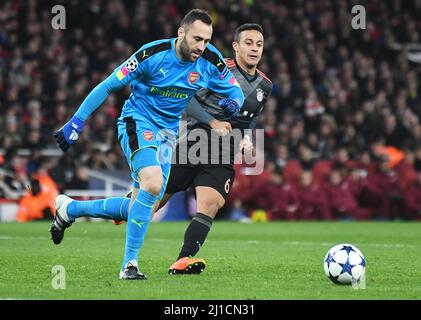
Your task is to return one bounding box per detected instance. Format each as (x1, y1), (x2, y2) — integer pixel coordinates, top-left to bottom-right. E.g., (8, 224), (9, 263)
(218, 98), (241, 119)
(53, 115), (84, 152)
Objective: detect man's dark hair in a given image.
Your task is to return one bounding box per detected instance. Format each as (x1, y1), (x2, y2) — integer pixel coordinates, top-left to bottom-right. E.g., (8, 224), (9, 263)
(180, 9), (212, 28)
(234, 23), (264, 42)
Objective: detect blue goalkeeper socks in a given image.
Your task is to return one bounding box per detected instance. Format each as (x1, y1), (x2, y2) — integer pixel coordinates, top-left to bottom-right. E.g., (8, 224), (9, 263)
(67, 197), (130, 221)
(122, 189), (158, 268)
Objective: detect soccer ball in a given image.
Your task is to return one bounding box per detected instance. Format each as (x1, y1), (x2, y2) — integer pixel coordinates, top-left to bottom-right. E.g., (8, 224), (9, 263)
(323, 243), (366, 285)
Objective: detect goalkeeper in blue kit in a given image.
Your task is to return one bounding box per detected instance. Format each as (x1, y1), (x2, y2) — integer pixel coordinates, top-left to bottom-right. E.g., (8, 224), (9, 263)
(50, 9), (244, 280)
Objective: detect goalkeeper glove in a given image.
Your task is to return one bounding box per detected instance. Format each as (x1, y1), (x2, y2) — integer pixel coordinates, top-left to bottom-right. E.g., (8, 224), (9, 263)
(53, 115), (84, 152)
(218, 98), (241, 119)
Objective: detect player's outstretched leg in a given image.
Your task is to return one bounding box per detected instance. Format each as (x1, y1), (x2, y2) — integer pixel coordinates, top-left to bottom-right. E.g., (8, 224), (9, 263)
(50, 194), (131, 244)
(112, 189), (132, 225)
(50, 195), (74, 245)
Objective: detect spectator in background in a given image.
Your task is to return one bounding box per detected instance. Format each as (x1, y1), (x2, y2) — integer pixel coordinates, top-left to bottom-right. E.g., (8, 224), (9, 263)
(85, 150), (109, 170)
(1, 0), (421, 220)
(26, 149), (42, 177)
(231, 161), (273, 215)
(0, 157), (23, 196)
(297, 143), (314, 171)
(16, 178), (55, 222)
(414, 147), (421, 171)
(2, 151), (28, 193)
(273, 143), (289, 172)
(0, 168), (20, 199)
(67, 166), (90, 191)
(261, 168), (299, 220)
(324, 169), (362, 220)
(331, 147), (353, 169)
(395, 148), (418, 191)
(363, 157), (403, 220)
(297, 170), (331, 220)
(304, 90), (325, 134)
(32, 157), (59, 202)
(404, 170), (421, 220)
(49, 155), (77, 193)
(226, 163), (253, 218)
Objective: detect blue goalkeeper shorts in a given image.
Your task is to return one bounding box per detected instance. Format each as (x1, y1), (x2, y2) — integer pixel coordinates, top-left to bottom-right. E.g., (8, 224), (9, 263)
(117, 116), (176, 199)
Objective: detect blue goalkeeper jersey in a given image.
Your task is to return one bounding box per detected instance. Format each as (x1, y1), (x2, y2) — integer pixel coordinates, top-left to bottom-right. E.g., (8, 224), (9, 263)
(74, 38), (244, 132)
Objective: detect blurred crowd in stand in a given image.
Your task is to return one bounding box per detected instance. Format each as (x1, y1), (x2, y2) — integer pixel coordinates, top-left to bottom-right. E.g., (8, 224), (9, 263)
(1, 0), (420, 220)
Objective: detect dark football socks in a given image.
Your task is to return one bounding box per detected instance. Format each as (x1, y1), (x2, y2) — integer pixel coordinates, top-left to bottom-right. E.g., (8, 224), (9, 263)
(178, 212), (213, 259)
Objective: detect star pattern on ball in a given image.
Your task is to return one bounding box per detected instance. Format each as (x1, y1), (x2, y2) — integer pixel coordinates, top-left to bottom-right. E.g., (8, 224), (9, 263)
(324, 244), (366, 285)
(325, 252), (334, 267)
(342, 245), (355, 254)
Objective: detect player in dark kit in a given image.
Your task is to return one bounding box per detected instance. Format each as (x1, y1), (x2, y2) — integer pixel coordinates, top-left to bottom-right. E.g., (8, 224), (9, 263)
(159, 23), (273, 274)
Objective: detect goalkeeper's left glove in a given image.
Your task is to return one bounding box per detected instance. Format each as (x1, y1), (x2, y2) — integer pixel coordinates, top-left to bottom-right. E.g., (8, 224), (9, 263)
(53, 115), (85, 152)
(218, 98), (241, 119)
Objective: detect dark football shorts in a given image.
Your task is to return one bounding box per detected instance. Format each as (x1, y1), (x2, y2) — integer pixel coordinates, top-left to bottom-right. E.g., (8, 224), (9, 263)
(165, 164), (236, 200)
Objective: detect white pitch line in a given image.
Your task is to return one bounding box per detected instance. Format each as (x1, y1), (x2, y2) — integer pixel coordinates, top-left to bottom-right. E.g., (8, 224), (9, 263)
(0, 236), (416, 249)
(0, 236), (49, 240)
(244, 240), (416, 248)
(0, 236), (89, 240)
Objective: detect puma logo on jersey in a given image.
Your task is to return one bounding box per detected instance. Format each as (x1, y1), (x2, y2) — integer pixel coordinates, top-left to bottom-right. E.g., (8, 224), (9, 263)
(142, 50), (148, 59)
(159, 68), (168, 77)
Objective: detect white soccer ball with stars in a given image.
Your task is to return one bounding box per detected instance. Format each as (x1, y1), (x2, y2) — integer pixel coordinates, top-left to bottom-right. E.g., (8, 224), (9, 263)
(323, 243), (366, 285)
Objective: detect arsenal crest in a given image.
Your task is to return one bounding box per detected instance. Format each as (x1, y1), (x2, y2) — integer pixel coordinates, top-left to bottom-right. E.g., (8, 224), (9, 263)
(143, 131), (154, 141)
(188, 71), (200, 84)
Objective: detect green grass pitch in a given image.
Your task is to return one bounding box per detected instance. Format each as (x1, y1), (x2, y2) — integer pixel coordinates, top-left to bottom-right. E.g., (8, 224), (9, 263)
(0, 221), (420, 300)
